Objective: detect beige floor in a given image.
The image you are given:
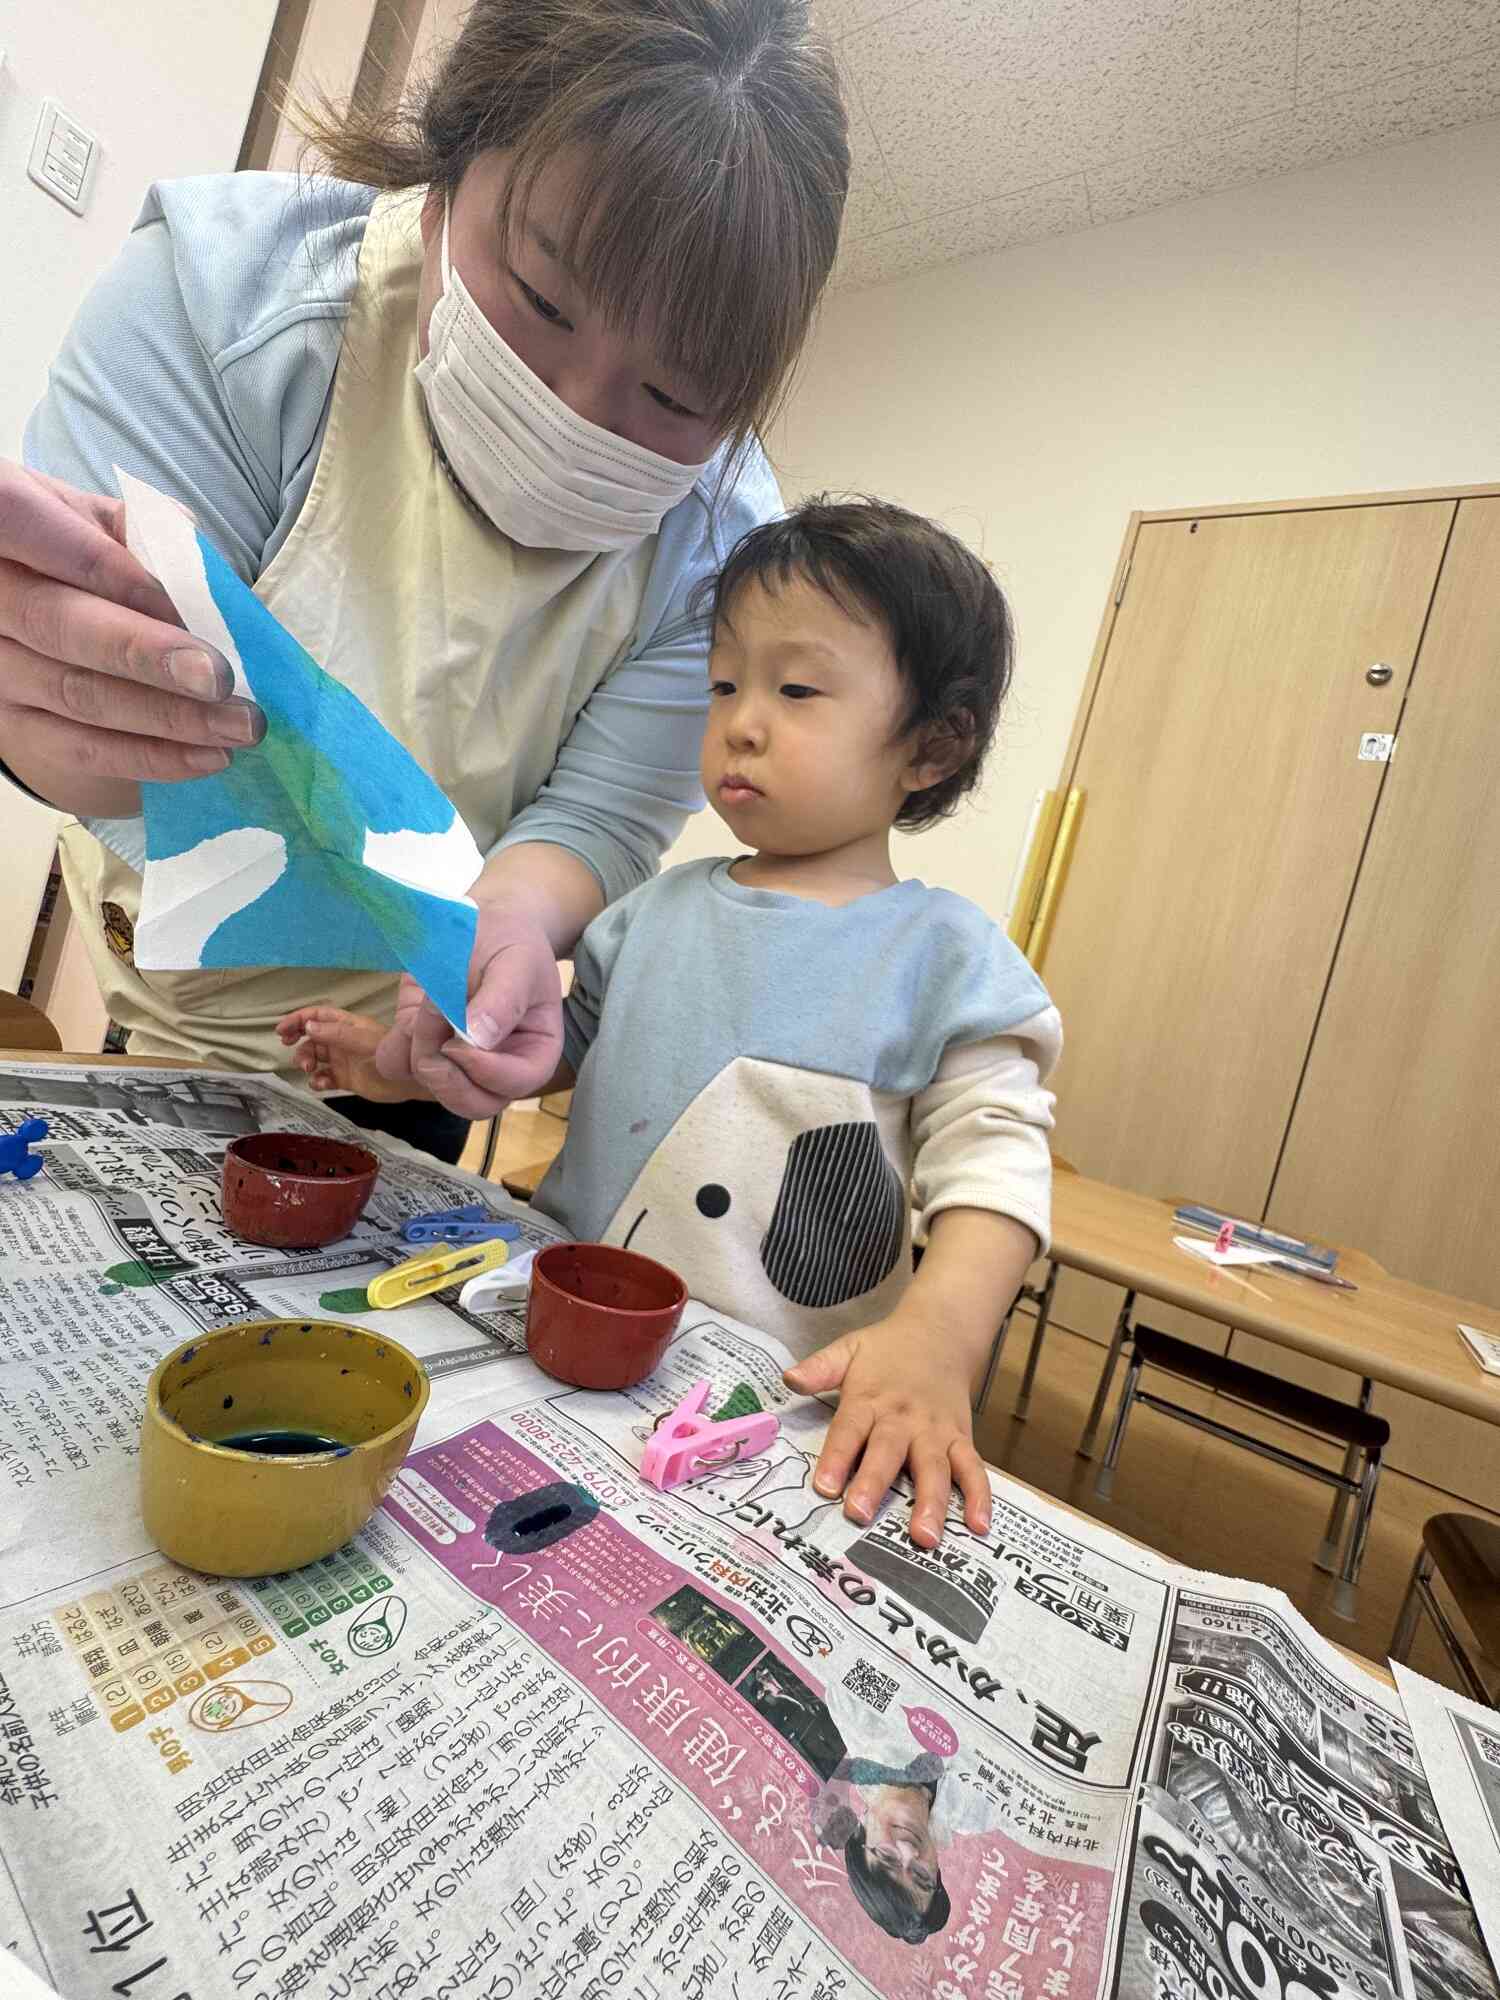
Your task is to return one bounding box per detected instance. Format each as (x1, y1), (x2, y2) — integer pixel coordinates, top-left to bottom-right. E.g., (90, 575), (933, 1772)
(472, 1108), (1495, 1699)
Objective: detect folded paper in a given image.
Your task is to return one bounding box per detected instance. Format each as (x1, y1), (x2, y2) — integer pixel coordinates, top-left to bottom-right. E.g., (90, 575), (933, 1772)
(121, 470), (480, 1033)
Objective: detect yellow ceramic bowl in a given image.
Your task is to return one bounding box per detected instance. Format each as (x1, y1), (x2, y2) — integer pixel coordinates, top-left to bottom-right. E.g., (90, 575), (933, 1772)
(140, 1319), (429, 1577)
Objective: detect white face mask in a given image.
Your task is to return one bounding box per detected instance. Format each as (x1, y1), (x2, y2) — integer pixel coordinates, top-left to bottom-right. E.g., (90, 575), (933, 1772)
(415, 202), (713, 551)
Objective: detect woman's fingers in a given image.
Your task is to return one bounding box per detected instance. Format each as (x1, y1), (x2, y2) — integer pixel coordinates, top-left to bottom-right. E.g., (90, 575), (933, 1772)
(0, 461), (257, 801)
(0, 699), (230, 783)
(0, 559), (231, 700)
(0, 461), (177, 622)
(0, 623), (256, 746)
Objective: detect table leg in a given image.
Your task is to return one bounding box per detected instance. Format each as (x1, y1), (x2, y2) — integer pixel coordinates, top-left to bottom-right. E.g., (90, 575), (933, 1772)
(1078, 1290), (1135, 1459)
(1331, 1445), (1382, 1622)
(1013, 1260), (1060, 1422)
(1316, 1377), (1372, 1571)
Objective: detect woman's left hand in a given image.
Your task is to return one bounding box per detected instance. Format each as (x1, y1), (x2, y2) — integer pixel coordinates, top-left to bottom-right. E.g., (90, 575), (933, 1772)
(376, 902), (564, 1118)
(783, 1315), (993, 1549)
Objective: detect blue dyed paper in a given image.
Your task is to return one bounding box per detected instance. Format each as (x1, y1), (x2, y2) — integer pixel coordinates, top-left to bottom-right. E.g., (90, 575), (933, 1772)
(122, 471), (480, 1033)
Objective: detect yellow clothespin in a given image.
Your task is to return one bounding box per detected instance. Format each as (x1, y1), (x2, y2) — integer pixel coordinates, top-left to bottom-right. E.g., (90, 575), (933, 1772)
(367, 1236), (510, 1309)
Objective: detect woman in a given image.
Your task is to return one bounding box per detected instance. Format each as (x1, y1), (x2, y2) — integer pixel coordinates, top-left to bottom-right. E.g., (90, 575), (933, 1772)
(0, 0), (848, 1161)
(812, 1673), (1011, 1945)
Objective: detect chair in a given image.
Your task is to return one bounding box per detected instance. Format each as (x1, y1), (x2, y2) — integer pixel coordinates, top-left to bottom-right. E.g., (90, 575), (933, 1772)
(0, 990), (63, 1053)
(1091, 1321), (1388, 1618)
(1073, 1233), (1389, 1570)
(1390, 1514), (1500, 1703)
(973, 1155), (1077, 1415)
(500, 1158), (557, 1204)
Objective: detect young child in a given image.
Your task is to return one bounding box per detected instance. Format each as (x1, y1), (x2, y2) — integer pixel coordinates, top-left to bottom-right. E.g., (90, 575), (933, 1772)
(279, 498), (1060, 1549)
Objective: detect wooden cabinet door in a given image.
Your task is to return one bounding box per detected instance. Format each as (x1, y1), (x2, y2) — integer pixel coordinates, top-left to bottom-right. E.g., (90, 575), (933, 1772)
(1041, 502), (1454, 1349)
(1254, 497), (1500, 1499)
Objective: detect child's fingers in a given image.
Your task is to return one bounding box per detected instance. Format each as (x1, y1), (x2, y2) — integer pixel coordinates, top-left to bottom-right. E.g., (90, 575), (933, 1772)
(907, 1439), (957, 1547)
(843, 1421), (909, 1527)
(784, 1331), (858, 1398)
(950, 1439), (993, 1537)
(812, 1399), (876, 1500)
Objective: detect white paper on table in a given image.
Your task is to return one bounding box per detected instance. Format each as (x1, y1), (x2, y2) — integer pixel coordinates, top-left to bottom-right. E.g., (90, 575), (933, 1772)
(1458, 1322), (1500, 1377)
(1172, 1233), (1282, 1268)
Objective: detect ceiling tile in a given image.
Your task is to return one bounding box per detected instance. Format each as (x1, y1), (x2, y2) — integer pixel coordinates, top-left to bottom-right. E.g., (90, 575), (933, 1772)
(1087, 46), (1500, 224)
(1296, 0), (1500, 100)
(833, 174), (1092, 289)
(813, 0), (924, 39)
(845, 0), (1298, 219)
(840, 76), (912, 242)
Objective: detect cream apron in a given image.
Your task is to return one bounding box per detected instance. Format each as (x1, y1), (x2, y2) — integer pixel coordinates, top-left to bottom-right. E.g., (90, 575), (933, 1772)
(61, 193), (656, 1083)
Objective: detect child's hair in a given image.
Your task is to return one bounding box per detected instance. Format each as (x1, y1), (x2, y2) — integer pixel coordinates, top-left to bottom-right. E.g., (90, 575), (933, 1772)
(293, 0), (848, 451)
(706, 497), (1015, 831)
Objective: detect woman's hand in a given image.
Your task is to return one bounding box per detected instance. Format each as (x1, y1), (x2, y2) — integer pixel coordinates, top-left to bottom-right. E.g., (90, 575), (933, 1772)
(0, 461), (259, 817)
(375, 901), (566, 1119)
(784, 1316), (993, 1549)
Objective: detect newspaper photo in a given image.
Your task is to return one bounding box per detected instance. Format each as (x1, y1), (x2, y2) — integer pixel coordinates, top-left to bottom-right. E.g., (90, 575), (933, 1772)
(0, 1061), (1495, 2000)
(1113, 1580), (1496, 2000)
(1393, 1662), (1500, 1981)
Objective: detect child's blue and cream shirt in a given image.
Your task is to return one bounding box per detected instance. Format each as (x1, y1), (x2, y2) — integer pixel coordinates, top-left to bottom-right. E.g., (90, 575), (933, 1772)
(534, 858), (1061, 1359)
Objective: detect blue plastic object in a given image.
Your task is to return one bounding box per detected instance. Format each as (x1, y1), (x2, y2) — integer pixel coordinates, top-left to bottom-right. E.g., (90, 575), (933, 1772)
(0, 1118), (49, 1183)
(401, 1204), (524, 1245)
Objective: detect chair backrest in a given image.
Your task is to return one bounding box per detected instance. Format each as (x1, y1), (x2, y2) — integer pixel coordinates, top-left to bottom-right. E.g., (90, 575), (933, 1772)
(0, 991), (62, 1053)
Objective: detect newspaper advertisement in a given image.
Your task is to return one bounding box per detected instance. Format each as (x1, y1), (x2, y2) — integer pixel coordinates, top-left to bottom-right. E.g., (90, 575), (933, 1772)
(1113, 1580), (1497, 2000)
(0, 1062), (1495, 1999)
(0, 1292), (1185, 1999)
(1392, 1662), (1500, 1982)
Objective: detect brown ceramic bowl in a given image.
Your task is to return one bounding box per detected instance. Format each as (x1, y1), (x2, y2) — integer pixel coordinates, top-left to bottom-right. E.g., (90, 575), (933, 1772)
(222, 1132), (380, 1249)
(140, 1318), (429, 1576)
(526, 1242), (688, 1390)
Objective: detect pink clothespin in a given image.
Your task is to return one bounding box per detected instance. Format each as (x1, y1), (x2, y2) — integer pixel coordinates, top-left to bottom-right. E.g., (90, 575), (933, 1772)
(1214, 1220), (1236, 1255)
(639, 1378), (780, 1492)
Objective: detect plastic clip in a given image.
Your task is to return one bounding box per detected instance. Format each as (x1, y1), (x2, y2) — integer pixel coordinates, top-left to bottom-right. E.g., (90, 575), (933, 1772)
(640, 1378), (780, 1491)
(367, 1236), (510, 1309)
(402, 1204), (524, 1245)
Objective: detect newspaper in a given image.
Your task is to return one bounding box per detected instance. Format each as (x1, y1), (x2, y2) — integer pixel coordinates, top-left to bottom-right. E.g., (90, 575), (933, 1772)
(1393, 1663), (1500, 1980)
(0, 1064), (1495, 2000)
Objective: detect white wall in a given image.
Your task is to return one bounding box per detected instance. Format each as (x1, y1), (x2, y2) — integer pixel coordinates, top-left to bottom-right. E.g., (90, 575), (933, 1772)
(666, 118), (1500, 916)
(0, 0), (275, 995)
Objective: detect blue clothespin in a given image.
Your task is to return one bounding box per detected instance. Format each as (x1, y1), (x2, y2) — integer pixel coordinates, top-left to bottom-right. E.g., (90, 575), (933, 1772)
(402, 1204), (524, 1245)
(0, 1118), (49, 1183)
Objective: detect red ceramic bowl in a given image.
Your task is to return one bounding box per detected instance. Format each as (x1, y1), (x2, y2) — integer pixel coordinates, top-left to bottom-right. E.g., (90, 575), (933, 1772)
(526, 1243), (688, 1389)
(222, 1132), (380, 1249)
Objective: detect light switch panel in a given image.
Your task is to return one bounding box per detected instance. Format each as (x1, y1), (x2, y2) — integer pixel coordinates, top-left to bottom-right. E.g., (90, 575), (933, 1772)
(28, 98), (98, 215)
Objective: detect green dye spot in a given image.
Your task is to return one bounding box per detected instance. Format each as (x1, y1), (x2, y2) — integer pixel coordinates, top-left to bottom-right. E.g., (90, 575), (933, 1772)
(712, 1383), (763, 1423)
(102, 1258), (191, 1290)
(319, 1286), (372, 1314)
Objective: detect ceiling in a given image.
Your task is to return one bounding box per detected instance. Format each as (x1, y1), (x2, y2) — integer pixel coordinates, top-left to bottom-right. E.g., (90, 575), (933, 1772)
(822, 0), (1500, 289)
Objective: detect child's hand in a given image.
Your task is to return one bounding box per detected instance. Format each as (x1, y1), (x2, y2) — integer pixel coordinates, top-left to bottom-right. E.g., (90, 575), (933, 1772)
(783, 1318), (992, 1549)
(275, 1007), (420, 1103)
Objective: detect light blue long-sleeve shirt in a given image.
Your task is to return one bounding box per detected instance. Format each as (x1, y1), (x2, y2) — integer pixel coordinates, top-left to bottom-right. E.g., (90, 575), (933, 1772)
(21, 173), (782, 905)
